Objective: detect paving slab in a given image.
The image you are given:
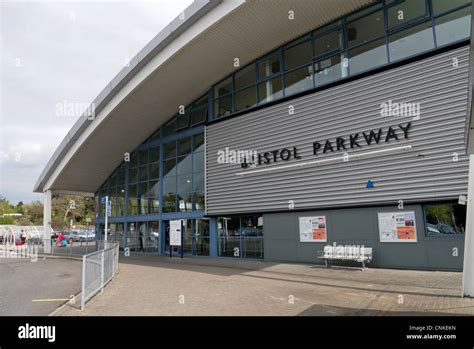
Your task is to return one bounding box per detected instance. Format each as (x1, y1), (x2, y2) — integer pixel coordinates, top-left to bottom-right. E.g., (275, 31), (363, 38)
(53, 253), (474, 316)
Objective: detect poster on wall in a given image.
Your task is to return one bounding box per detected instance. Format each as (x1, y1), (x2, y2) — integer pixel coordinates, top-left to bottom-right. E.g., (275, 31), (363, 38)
(170, 220), (182, 246)
(378, 212), (417, 242)
(299, 216), (327, 242)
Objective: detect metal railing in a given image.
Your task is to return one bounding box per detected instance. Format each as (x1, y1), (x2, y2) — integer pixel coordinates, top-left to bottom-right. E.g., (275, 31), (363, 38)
(27, 238), (100, 257)
(81, 241), (119, 310)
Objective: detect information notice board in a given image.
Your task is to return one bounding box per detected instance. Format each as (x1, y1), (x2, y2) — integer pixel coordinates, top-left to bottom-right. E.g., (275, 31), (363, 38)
(170, 220), (182, 246)
(378, 211), (417, 242)
(299, 216), (327, 242)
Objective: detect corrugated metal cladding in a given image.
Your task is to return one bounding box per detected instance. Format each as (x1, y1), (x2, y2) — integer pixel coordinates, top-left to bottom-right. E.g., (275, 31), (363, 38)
(206, 46), (471, 215)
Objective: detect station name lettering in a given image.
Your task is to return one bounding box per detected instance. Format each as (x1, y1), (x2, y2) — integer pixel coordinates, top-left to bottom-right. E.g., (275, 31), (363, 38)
(241, 123), (412, 168)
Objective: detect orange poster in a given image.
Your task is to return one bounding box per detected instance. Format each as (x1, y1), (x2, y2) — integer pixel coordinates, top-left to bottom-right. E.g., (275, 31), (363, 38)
(397, 226), (416, 240)
(312, 217), (327, 241)
(378, 211), (417, 242)
(299, 216), (327, 242)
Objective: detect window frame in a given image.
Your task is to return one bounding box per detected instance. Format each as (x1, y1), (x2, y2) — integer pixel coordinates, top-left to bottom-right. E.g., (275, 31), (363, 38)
(386, 0), (430, 31)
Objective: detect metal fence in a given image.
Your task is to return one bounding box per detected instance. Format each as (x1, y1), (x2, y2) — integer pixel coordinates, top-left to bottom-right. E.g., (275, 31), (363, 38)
(81, 241), (119, 310)
(0, 225), (43, 242)
(0, 225), (100, 257)
(39, 239), (100, 257)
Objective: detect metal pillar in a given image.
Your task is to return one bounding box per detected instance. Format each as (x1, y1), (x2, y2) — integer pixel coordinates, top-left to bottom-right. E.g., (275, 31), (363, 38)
(462, 154), (474, 297)
(43, 190), (52, 254)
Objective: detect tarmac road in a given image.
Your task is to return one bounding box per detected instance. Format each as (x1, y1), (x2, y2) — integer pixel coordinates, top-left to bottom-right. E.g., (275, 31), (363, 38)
(0, 256), (81, 316)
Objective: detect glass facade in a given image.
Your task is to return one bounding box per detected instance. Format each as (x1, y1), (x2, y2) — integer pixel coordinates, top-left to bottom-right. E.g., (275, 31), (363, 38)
(96, 94), (207, 255)
(211, 0), (471, 119)
(95, 0), (471, 258)
(217, 215), (264, 259)
(163, 219), (209, 256)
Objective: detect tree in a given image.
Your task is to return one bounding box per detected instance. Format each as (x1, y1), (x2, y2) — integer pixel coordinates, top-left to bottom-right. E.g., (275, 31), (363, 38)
(15, 201), (25, 214)
(51, 195), (94, 229)
(0, 194), (95, 229)
(23, 200), (43, 225)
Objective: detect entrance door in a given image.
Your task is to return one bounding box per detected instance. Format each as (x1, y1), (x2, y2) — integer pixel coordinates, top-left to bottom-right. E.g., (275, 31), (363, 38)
(136, 222), (147, 252)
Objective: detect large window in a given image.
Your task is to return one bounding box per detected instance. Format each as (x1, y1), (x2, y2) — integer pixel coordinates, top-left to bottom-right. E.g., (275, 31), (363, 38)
(108, 174), (117, 217)
(164, 219), (209, 256)
(192, 133), (205, 211)
(182, 219), (209, 256)
(208, 0), (471, 121)
(177, 137), (192, 212)
(214, 77), (233, 118)
(389, 21), (435, 62)
(163, 140), (177, 213)
(425, 203), (466, 236)
(314, 30), (342, 57)
(387, 0), (428, 29)
(284, 36), (312, 71)
(127, 221), (158, 252)
(347, 10), (385, 47)
(138, 148), (149, 215)
(117, 164), (126, 216)
(314, 54), (345, 87)
(161, 132), (205, 213)
(107, 117), (203, 218)
(432, 0), (471, 16)
(162, 95), (207, 131)
(235, 85), (257, 112)
(349, 38), (388, 75)
(217, 215), (263, 259)
(284, 65), (313, 95)
(127, 152), (138, 216)
(110, 223), (125, 248)
(435, 6), (472, 47)
(127, 222), (138, 251)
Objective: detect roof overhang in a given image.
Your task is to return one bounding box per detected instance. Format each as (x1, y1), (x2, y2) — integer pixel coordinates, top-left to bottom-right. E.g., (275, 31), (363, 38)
(34, 0), (375, 194)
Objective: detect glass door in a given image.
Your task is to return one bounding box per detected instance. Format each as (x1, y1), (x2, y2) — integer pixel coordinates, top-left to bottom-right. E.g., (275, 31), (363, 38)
(127, 222), (138, 252)
(147, 221), (159, 253)
(137, 221), (147, 252)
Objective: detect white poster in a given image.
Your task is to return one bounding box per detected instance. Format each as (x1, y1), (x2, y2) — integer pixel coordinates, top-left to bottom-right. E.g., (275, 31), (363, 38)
(170, 220), (182, 246)
(299, 216), (327, 242)
(378, 211), (417, 242)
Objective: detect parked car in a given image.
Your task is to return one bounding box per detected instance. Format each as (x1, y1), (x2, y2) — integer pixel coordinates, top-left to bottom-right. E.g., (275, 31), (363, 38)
(77, 232), (96, 242)
(62, 231), (79, 243)
(426, 223), (441, 235)
(241, 227), (263, 236)
(436, 223), (457, 234)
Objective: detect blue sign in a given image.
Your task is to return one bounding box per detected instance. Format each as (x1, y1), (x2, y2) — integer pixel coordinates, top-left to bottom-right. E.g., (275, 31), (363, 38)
(101, 197), (107, 203)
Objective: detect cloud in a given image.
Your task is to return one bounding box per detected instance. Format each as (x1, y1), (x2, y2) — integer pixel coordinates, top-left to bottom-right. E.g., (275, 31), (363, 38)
(0, 0), (193, 204)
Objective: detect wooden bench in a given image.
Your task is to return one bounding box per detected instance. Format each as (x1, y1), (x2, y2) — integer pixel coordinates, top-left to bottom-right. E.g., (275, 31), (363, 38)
(317, 245), (373, 270)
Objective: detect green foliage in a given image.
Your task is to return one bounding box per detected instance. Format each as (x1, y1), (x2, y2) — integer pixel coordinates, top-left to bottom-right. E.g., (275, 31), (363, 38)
(0, 216), (14, 224)
(0, 195), (95, 228)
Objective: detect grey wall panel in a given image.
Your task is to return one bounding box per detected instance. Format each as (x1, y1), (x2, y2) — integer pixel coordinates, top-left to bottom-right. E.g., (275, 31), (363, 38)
(206, 46), (471, 215)
(263, 205), (464, 271)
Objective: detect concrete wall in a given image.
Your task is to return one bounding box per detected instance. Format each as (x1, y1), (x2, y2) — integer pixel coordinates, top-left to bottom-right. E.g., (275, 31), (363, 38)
(263, 204), (465, 271)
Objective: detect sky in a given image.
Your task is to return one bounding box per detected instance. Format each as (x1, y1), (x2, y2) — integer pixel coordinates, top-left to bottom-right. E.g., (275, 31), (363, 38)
(0, 0), (194, 204)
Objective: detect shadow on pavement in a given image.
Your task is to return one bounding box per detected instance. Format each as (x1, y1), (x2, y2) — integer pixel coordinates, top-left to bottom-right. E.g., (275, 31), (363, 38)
(297, 303), (470, 316)
(117, 252), (278, 277)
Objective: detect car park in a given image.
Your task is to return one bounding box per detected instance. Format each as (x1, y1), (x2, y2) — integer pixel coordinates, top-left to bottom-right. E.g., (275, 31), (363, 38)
(62, 231), (79, 243)
(77, 232), (96, 242)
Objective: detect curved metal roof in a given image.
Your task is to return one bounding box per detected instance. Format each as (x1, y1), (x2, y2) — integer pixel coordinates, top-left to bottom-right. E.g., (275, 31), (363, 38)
(34, 0), (374, 194)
